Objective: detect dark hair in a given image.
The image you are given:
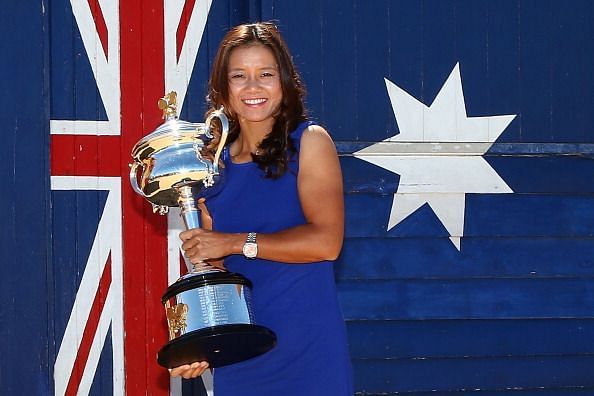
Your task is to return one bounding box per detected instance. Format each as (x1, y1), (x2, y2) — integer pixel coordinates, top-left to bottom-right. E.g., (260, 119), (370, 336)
(205, 22), (307, 178)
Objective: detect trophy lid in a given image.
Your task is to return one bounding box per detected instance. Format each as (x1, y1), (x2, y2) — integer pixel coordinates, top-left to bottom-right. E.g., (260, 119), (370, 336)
(131, 91), (211, 160)
(129, 91), (228, 210)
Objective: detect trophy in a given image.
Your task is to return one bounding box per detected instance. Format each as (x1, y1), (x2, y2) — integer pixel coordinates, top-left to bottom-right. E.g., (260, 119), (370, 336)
(129, 91), (276, 368)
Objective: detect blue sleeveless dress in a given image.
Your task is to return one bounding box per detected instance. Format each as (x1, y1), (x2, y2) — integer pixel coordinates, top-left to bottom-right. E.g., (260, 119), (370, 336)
(206, 121), (353, 395)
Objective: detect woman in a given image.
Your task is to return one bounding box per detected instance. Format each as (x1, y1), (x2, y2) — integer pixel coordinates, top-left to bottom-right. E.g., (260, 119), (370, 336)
(171, 22), (353, 395)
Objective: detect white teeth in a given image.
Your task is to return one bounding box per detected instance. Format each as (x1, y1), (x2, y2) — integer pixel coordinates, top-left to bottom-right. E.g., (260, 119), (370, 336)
(243, 98), (266, 105)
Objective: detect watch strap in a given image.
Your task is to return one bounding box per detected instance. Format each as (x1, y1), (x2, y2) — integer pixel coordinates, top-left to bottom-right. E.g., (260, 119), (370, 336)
(247, 232), (257, 244)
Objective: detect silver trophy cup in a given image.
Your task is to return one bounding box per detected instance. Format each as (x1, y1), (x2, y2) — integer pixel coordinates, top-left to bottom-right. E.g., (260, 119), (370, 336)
(129, 92), (276, 369)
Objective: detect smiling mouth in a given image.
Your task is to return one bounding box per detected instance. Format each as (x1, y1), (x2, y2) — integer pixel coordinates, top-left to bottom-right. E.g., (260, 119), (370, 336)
(242, 98), (267, 105)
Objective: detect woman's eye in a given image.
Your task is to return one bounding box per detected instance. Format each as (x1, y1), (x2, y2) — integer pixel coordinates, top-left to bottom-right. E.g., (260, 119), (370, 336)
(230, 74), (245, 80)
(261, 72), (275, 78)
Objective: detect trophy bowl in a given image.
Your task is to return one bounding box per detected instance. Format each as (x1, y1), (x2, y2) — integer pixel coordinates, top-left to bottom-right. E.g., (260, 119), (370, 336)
(129, 92), (276, 368)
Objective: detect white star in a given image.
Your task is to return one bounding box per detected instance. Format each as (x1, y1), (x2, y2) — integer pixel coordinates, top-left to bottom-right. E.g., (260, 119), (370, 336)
(354, 63), (516, 250)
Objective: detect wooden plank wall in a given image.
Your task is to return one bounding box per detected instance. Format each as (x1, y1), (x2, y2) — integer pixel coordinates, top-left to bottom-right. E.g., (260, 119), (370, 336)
(2, 0), (594, 395)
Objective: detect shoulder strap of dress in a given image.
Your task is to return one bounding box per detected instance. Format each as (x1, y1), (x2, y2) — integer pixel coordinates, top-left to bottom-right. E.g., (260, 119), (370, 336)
(291, 120), (317, 152)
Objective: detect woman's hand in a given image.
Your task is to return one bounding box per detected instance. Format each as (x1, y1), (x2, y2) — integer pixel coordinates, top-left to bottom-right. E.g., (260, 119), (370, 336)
(169, 361), (209, 379)
(180, 228), (238, 268)
(179, 198), (240, 268)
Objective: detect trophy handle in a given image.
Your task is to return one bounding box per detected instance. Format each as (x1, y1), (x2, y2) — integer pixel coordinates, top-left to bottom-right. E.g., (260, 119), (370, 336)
(129, 161), (145, 197)
(205, 106), (229, 174)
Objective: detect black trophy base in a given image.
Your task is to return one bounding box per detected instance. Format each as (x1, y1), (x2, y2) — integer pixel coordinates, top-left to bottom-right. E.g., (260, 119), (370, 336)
(157, 324), (276, 369)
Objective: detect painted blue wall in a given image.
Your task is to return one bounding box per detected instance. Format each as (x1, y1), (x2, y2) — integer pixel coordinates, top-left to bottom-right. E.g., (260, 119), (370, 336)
(0, 1), (51, 395)
(2, 0), (594, 395)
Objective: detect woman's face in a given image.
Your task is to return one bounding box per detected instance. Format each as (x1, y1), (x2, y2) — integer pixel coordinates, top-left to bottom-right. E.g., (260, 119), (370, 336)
(227, 44), (282, 130)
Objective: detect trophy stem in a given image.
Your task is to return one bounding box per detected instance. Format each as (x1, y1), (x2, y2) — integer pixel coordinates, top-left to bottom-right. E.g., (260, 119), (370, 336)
(176, 185), (221, 274)
(177, 185), (200, 230)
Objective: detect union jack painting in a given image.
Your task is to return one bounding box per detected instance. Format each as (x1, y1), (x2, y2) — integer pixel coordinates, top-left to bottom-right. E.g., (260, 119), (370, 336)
(49, 0), (213, 394)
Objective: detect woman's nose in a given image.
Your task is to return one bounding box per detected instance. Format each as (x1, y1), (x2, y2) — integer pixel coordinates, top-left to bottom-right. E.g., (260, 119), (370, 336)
(244, 76), (261, 89)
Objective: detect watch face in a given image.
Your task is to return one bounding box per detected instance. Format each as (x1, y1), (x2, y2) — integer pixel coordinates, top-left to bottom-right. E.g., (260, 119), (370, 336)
(243, 242), (258, 258)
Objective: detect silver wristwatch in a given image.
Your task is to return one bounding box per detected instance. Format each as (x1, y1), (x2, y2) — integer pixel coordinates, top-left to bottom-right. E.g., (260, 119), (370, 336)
(242, 232), (258, 259)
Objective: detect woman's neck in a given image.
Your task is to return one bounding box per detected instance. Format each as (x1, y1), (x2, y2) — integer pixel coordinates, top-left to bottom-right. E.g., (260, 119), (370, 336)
(231, 118), (272, 159)
(231, 135), (261, 159)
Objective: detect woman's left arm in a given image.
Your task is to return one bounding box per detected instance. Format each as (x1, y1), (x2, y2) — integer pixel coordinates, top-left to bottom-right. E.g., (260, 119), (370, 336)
(181, 124), (344, 264)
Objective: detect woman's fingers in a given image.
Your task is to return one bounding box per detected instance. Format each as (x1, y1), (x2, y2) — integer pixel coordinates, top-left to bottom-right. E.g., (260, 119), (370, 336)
(169, 364), (191, 377)
(179, 229), (213, 261)
(169, 361), (209, 379)
(180, 228), (200, 242)
(180, 229), (204, 255)
(179, 227), (230, 263)
(189, 361), (209, 378)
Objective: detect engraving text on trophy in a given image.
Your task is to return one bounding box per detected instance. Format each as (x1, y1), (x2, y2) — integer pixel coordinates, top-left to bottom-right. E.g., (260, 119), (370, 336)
(199, 286), (232, 325)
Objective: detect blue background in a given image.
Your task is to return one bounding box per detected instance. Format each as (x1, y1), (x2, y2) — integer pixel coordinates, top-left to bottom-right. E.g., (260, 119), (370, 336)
(2, 0), (594, 394)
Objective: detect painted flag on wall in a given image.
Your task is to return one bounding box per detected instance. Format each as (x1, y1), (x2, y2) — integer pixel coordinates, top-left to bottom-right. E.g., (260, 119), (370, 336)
(48, 0), (213, 394)
(3, 1), (594, 395)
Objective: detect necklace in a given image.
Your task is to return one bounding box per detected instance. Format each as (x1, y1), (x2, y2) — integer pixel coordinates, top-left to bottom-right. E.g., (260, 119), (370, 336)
(232, 133), (265, 157)
(231, 148), (261, 158)
(231, 140), (262, 157)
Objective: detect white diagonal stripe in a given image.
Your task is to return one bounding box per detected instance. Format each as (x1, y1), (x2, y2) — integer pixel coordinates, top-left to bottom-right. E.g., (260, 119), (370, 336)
(52, 176), (123, 396)
(51, 0), (120, 136)
(164, 0), (213, 112)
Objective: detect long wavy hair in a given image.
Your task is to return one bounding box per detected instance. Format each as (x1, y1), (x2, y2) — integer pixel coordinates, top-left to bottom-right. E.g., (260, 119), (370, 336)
(204, 22), (307, 178)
